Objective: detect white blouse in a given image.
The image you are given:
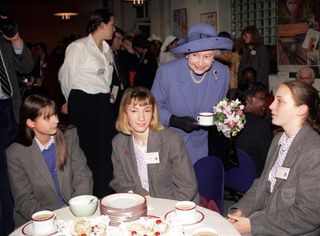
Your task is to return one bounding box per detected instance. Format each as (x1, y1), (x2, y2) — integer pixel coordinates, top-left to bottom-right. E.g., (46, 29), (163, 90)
(58, 34), (114, 100)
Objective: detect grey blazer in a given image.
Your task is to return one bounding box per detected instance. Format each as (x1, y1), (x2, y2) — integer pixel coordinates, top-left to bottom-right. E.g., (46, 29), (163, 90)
(233, 124), (320, 235)
(109, 128), (199, 203)
(6, 128), (93, 227)
(0, 36), (34, 121)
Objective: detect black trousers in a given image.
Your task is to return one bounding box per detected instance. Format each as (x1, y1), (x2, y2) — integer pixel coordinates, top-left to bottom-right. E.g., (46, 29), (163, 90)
(68, 90), (116, 198)
(0, 99), (16, 235)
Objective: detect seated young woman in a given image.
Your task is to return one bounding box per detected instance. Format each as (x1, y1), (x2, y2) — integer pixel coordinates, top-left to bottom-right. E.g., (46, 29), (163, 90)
(109, 87), (199, 203)
(6, 95), (93, 227)
(227, 81), (320, 235)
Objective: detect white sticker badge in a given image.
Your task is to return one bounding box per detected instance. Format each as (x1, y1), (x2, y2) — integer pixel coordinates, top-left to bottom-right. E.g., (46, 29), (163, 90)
(276, 166), (290, 180)
(144, 152), (160, 164)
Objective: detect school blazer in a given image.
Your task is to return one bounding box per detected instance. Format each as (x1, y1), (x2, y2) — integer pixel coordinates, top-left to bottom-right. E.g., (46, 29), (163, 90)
(109, 128), (199, 203)
(233, 124), (320, 235)
(6, 128), (93, 227)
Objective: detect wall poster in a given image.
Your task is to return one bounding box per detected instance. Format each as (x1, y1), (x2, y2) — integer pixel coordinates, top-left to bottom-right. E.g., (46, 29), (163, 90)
(173, 8), (188, 39)
(200, 12), (217, 30)
(278, 0), (320, 76)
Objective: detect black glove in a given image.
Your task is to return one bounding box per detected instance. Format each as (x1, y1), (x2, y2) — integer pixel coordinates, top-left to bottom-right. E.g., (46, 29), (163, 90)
(169, 115), (200, 133)
(0, 17), (18, 38)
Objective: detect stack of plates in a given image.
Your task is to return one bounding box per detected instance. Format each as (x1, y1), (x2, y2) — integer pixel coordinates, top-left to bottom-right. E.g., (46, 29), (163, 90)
(100, 193), (147, 226)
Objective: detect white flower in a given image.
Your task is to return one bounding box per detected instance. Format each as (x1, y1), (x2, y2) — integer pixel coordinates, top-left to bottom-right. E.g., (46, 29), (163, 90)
(213, 97), (246, 138)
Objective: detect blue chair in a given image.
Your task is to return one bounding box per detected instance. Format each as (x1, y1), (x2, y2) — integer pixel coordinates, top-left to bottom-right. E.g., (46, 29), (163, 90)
(194, 156), (224, 214)
(224, 148), (257, 197)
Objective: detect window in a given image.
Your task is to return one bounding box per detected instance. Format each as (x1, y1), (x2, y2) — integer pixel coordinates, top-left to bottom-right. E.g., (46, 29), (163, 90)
(230, 0), (277, 45)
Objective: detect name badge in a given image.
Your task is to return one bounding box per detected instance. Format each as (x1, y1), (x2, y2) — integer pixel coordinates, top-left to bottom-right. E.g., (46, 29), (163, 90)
(275, 167), (290, 180)
(97, 68), (105, 76)
(144, 152), (160, 164)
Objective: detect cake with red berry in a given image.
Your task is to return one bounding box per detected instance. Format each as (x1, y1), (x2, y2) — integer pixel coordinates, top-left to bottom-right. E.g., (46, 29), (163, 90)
(120, 217), (183, 236)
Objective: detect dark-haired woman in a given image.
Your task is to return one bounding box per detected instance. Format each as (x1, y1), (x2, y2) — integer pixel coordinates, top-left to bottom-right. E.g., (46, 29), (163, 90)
(6, 95), (92, 227)
(234, 80), (273, 176)
(228, 81), (320, 235)
(238, 25), (270, 90)
(58, 9), (117, 197)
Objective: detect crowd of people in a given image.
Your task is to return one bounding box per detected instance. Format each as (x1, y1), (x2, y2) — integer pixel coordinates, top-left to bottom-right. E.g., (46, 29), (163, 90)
(1, 5), (320, 236)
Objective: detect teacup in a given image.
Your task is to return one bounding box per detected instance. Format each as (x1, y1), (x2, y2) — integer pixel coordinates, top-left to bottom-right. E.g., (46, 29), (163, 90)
(175, 201), (196, 224)
(193, 227), (218, 236)
(31, 210), (56, 235)
(197, 112), (214, 126)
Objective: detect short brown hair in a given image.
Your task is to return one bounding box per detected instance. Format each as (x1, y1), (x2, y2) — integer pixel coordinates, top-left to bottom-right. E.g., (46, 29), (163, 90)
(116, 87), (164, 134)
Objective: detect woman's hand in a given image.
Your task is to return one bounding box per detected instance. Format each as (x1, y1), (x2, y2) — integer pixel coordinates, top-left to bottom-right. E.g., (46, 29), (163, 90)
(227, 214), (251, 234)
(61, 103), (68, 114)
(227, 208), (243, 224)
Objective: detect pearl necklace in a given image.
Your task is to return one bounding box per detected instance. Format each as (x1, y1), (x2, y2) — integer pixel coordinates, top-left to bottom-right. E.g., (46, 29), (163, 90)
(189, 70), (207, 84)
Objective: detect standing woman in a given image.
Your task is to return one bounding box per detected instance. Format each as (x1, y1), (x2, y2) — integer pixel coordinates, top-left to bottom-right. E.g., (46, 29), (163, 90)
(109, 87), (199, 202)
(152, 23), (233, 164)
(238, 25), (270, 90)
(6, 95), (92, 227)
(58, 9), (116, 197)
(228, 81), (320, 235)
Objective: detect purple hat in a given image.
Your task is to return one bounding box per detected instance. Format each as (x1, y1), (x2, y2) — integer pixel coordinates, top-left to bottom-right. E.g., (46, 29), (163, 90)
(171, 23), (233, 54)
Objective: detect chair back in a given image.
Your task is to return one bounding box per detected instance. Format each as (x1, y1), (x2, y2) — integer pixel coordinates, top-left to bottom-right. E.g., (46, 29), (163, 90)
(194, 156), (224, 213)
(224, 148), (257, 194)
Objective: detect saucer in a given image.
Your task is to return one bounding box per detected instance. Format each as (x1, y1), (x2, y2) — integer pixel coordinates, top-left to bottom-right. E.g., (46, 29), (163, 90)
(164, 209), (204, 225)
(194, 122), (214, 127)
(21, 221), (58, 236)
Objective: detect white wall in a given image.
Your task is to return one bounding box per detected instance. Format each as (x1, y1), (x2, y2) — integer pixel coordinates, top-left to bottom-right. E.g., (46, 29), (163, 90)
(112, 0), (231, 40)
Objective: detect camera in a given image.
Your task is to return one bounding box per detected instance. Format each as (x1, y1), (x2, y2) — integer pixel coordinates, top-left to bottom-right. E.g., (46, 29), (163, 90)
(0, 16), (18, 38)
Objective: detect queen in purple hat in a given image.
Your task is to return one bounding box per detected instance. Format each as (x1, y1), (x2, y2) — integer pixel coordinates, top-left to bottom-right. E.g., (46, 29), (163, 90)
(151, 23), (233, 164)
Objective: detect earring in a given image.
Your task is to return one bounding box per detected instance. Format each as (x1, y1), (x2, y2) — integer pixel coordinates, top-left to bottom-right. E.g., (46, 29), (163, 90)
(185, 55), (188, 59)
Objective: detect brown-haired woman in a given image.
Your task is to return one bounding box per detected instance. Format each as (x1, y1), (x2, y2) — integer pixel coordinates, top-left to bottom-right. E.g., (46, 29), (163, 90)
(109, 87), (199, 202)
(228, 81), (320, 235)
(238, 25), (270, 90)
(58, 9), (117, 197)
(6, 95), (92, 227)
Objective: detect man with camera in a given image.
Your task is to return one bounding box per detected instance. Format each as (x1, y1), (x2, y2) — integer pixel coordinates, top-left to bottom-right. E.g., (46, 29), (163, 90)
(0, 2), (34, 234)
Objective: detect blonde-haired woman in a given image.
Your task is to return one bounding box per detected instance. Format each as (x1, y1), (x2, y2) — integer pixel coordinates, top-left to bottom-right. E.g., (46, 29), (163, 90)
(109, 87), (199, 202)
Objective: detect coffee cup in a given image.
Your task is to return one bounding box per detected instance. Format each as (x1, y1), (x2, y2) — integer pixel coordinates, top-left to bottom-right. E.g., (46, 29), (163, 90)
(197, 112), (214, 126)
(193, 227), (218, 236)
(175, 201), (196, 224)
(31, 210), (56, 235)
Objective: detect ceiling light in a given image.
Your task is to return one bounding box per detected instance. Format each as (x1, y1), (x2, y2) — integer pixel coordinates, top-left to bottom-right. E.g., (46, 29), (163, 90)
(53, 12), (79, 20)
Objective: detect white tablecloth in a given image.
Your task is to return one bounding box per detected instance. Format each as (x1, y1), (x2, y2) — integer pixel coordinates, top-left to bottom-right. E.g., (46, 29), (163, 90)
(10, 196), (240, 236)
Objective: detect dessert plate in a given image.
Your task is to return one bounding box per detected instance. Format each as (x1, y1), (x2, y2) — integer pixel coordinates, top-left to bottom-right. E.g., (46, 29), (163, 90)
(101, 193), (145, 209)
(21, 221), (58, 236)
(164, 209), (204, 225)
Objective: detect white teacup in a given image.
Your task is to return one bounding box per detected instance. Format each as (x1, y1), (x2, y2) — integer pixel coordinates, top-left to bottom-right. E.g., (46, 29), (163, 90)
(31, 210), (56, 235)
(197, 112), (214, 126)
(193, 227), (218, 236)
(175, 201), (196, 224)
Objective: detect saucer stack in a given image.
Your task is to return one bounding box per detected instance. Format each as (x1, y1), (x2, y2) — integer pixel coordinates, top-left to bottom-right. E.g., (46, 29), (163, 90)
(100, 193), (147, 226)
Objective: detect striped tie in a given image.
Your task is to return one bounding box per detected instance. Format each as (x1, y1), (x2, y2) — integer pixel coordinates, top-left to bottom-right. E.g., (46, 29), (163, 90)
(0, 57), (11, 97)
(113, 50), (126, 87)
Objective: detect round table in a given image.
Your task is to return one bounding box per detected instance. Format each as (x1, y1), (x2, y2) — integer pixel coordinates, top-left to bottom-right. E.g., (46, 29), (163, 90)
(10, 196), (240, 236)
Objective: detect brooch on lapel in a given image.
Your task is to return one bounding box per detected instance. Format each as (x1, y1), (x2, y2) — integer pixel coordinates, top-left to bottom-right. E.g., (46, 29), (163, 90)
(213, 69), (218, 80)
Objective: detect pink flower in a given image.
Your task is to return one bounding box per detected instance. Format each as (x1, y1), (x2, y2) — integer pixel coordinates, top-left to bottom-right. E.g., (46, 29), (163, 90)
(237, 110), (244, 115)
(227, 121), (235, 128)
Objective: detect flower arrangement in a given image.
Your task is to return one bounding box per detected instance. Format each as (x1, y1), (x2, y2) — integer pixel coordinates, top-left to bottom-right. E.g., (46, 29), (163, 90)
(213, 98), (246, 138)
